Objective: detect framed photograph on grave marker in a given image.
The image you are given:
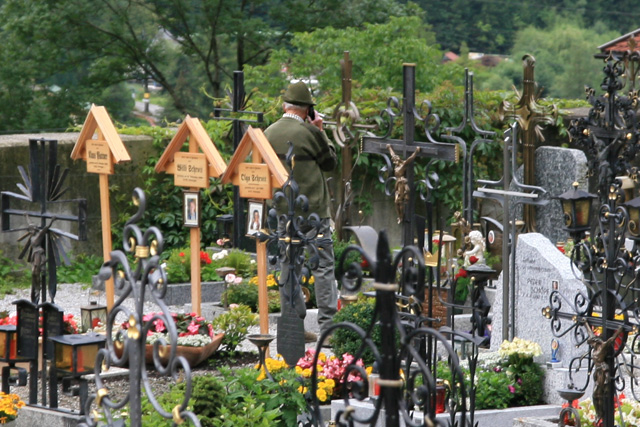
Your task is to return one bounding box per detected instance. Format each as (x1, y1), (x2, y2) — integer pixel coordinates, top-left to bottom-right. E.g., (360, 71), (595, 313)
(183, 191), (201, 228)
(246, 199), (264, 236)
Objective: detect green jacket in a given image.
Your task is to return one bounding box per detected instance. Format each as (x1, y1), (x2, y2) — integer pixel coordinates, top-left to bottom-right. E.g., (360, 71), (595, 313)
(264, 116), (337, 218)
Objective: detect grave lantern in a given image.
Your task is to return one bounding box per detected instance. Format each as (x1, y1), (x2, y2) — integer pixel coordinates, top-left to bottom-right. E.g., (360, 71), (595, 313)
(625, 196), (640, 240)
(50, 333), (105, 376)
(80, 301), (107, 332)
(555, 182), (596, 238)
(0, 325), (17, 361)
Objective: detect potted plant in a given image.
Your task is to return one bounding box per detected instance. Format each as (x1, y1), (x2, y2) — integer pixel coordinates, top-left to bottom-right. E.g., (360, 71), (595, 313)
(116, 311), (224, 367)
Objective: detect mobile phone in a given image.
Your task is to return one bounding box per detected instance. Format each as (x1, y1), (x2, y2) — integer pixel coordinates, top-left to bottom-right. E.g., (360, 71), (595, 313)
(308, 106), (316, 121)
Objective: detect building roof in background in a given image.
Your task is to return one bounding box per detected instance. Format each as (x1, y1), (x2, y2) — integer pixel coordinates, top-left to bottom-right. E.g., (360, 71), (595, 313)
(597, 28), (640, 58)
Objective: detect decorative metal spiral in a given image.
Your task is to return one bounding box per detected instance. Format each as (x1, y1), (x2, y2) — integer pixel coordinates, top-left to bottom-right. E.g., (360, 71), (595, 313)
(301, 230), (467, 427)
(79, 188), (200, 427)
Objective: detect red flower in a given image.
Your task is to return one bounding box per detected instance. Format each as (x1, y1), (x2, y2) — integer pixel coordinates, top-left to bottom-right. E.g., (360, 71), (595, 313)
(179, 252), (185, 257)
(455, 269), (468, 279)
(469, 256), (478, 264)
(200, 251), (212, 265)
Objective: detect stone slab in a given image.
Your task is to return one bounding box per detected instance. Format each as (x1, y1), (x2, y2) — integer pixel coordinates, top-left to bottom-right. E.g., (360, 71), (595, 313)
(17, 405), (84, 427)
(330, 399), (561, 427)
(490, 233), (587, 376)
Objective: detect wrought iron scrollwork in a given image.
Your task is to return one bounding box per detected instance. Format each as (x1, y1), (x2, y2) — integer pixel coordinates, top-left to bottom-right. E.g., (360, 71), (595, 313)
(544, 55), (640, 427)
(255, 143), (324, 317)
(302, 230), (467, 427)
(79, 188), (200, 427)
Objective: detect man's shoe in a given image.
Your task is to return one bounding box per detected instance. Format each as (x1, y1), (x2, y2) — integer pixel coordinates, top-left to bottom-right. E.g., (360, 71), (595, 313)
(304, 331), (318, 343)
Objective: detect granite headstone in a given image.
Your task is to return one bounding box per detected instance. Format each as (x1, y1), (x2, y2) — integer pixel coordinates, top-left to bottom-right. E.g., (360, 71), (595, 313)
(490, 233), (586, 366)
(511, 146), (588, 244)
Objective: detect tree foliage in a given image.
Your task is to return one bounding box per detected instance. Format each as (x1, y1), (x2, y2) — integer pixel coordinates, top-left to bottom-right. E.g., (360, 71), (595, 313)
(245, 14), (459, 97)
(476, 19), (621, 99)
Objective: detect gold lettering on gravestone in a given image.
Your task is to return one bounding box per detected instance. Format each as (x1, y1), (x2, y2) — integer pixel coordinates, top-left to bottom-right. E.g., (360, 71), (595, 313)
(86, 140), (113, 174)
(238, 163), (271, 199)
(174, 152), (208, 188)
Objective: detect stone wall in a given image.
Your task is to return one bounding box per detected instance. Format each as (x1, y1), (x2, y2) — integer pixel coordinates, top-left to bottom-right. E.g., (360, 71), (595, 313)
(0, 132), (155, 259)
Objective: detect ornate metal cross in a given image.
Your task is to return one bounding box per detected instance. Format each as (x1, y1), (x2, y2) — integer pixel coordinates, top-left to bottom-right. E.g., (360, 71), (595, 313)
(214, 71), (264, 250)
(499, 55), (557, 232)
(325, 51), (376, 240)
(443, 68), (497, 226)
(361, 63), (458, 247)
(1, 139), (87, 304)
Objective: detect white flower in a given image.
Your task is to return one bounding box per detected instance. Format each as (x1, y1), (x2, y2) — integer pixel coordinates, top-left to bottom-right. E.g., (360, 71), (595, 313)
(212, 250), (228, 261)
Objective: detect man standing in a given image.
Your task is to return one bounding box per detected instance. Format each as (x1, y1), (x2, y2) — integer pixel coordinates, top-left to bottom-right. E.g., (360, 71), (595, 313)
(264, 81), (338, 344)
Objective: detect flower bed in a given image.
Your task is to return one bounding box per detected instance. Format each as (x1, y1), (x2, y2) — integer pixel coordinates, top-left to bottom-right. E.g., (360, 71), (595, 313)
(0, 391), (24, 425)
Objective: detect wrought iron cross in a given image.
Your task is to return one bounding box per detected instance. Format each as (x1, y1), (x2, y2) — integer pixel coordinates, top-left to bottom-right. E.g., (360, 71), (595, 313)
(324, 51), (376, 240)
(1, 139), (87, 303)
(362, 63), (458, 247)
(499, 55), (557, 232)
(214, 71), (264, 250)
(443, 69), (497, 226)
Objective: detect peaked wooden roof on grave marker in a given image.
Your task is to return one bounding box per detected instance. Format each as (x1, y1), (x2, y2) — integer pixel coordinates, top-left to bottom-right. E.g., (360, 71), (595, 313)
(154, 115), (227, 178)
(70, 104), (131, 163)
(221, 126), (288, 188)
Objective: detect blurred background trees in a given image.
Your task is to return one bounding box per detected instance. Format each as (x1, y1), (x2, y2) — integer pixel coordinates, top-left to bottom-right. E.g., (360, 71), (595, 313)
(0, 0), (636, 132)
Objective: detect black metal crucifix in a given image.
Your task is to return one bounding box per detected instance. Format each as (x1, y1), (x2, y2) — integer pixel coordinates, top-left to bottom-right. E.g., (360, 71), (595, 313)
(362, 63), (458, 247)
(443, 69), (497, 227)
(1, 139), (87, 304)
(214, 71), (264, 251)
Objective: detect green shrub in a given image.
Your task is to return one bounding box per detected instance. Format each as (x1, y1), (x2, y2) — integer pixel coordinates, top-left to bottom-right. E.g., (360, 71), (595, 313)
(56, 253), (104, 285)
(0, 250), (30, 296)
(211, 304), (258, 353)
(331, 297), (383, 366)
(222, 283), (280, 313)
(223, 250), (256, 278)
(141, 366), (306, 426)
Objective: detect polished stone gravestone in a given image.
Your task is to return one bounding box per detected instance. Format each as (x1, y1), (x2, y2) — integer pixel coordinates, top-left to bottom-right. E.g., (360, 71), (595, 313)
(489, 233), (589, 401)
(512, 146), (588, 245)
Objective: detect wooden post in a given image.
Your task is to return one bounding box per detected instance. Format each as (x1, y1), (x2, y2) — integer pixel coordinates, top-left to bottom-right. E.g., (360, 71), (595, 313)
(257, 241), (269, 334)
(154, 116), (227, 316)
(190, 138), (202, 315)
(99, 173), (115, 310)
(72, 109), (131, 312)
(221, 127), (289, 340)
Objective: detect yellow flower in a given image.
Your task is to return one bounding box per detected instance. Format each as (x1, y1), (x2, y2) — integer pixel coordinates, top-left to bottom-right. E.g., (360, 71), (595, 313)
(316, 388), (328, 402)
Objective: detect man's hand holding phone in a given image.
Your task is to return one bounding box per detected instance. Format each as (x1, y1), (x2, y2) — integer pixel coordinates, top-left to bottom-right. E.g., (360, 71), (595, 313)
(308, 106), (323, 131)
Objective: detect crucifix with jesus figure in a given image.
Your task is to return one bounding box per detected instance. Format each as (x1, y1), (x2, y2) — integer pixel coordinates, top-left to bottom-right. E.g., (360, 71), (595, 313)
(361, 63), (459, 248)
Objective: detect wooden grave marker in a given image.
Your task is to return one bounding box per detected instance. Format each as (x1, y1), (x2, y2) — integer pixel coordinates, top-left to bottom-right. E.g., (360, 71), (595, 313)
(155, 115), (227, 315)
(221, 126), (288, 336)
(71, 105), (131, 311)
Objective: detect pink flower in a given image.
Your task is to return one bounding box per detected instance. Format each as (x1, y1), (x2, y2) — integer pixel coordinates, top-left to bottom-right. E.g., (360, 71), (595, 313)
(153, 318), (166, 333)
(225, 273), (243, 284)
(229, 303), (239, 309)
(187, 321), (200, 335)
(216, 239), (224, 246)
(508, 385), (516, 394)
